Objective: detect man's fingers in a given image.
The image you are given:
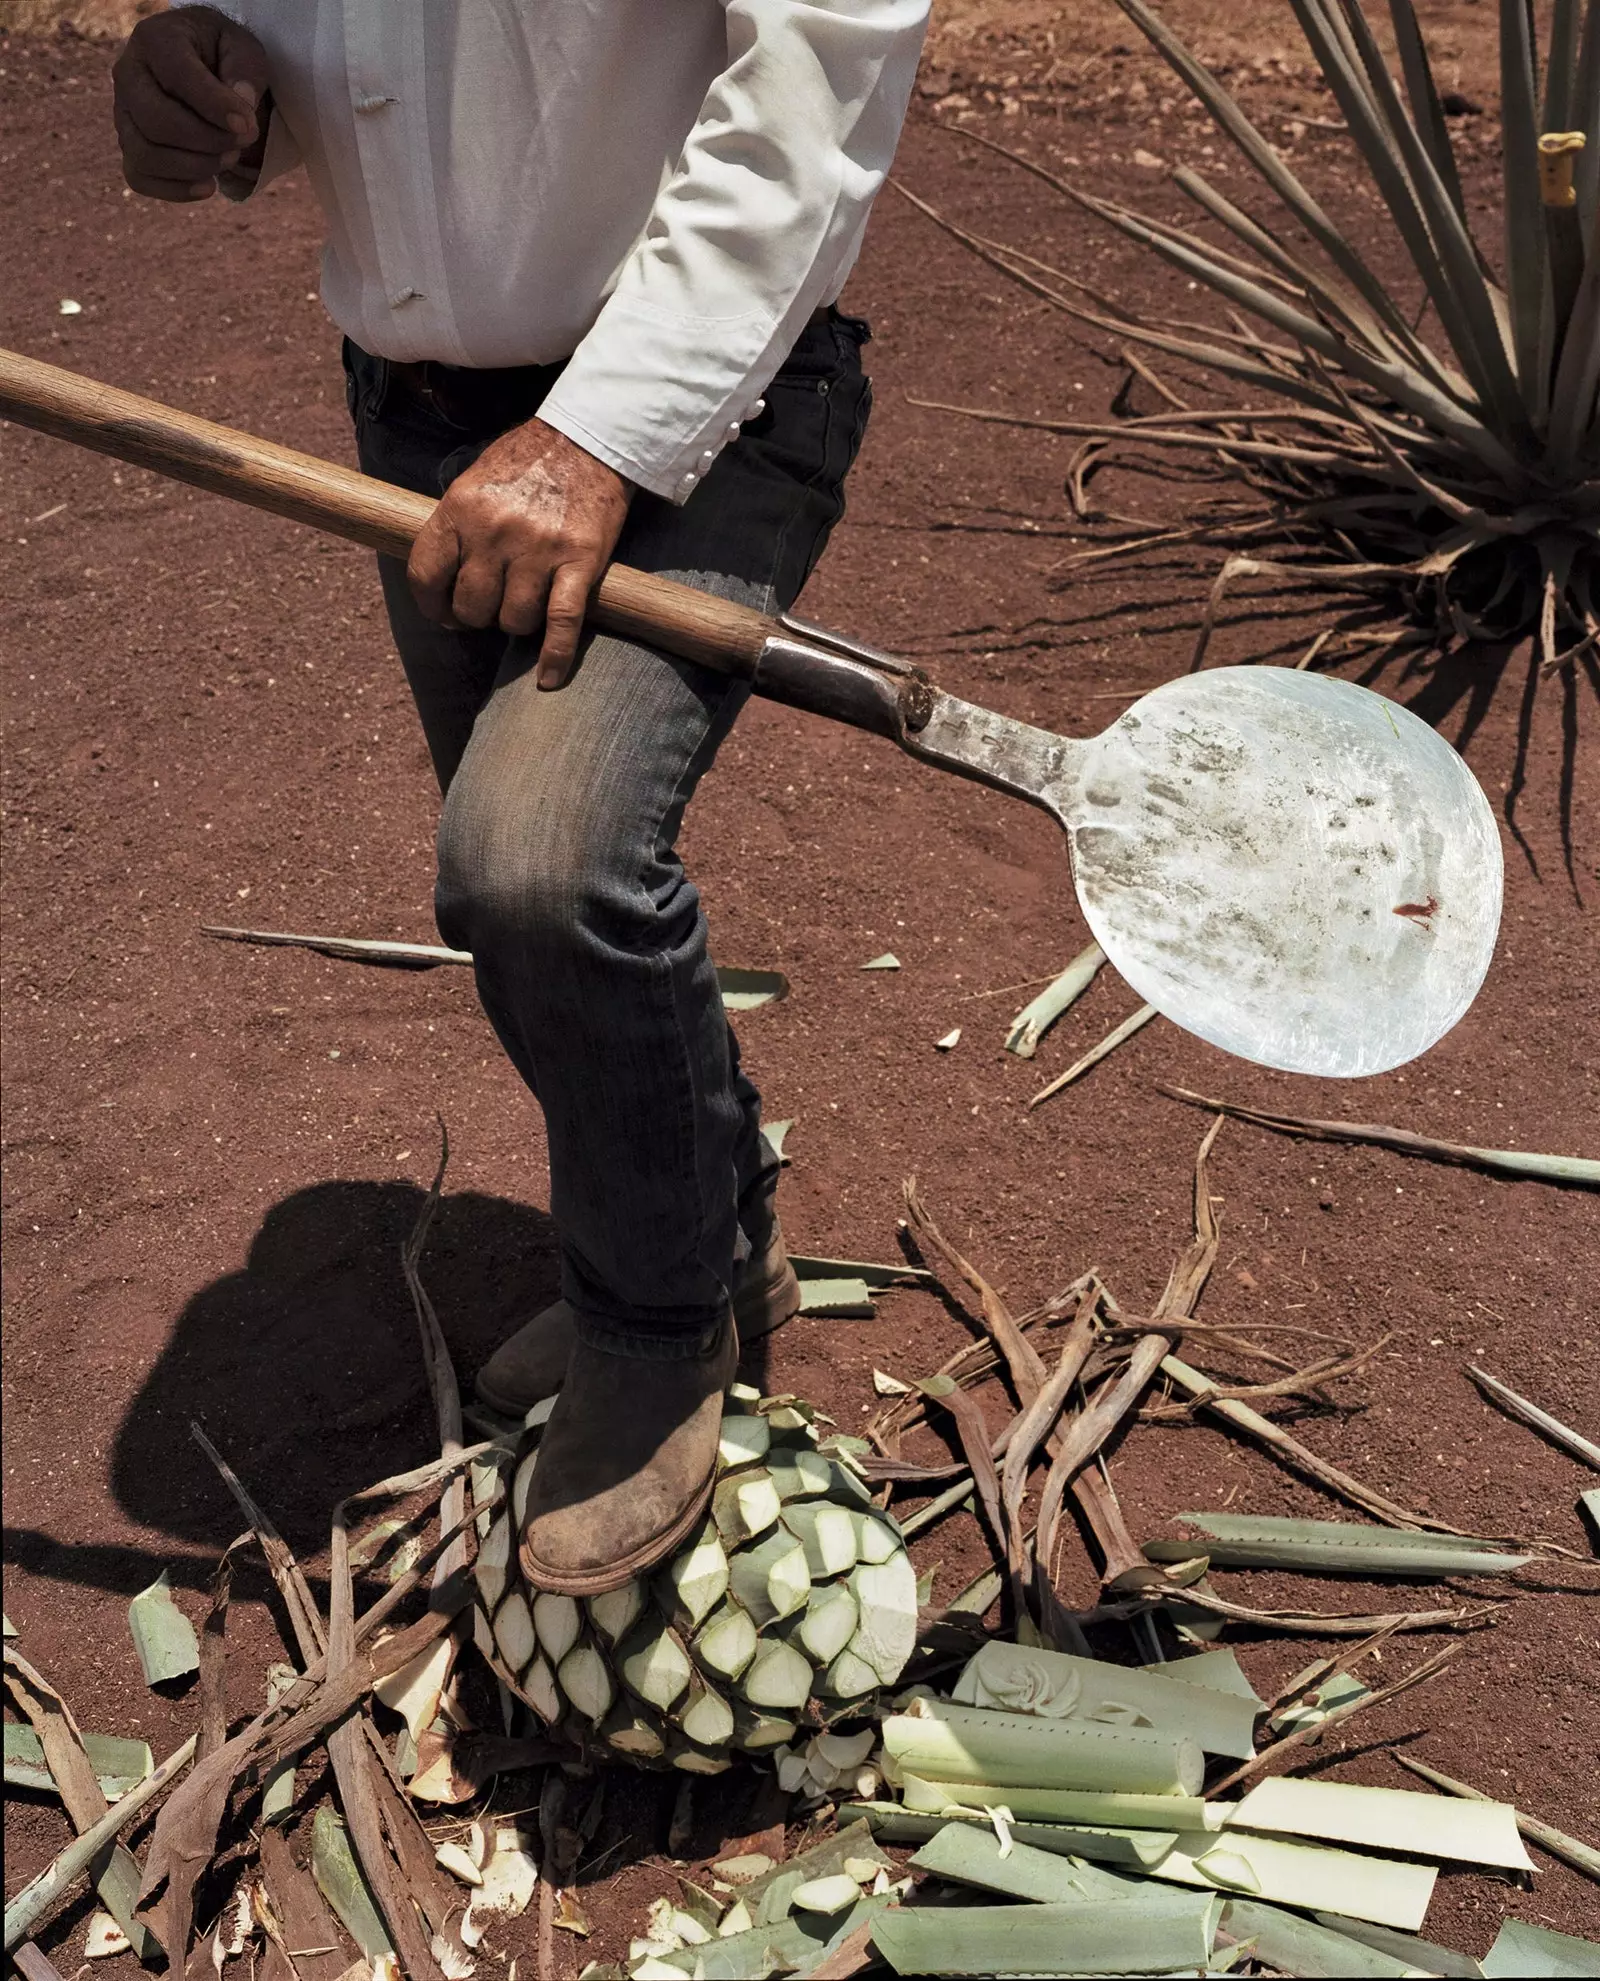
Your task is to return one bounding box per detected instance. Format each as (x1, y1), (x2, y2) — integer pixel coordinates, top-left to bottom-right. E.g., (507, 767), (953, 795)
(536, 563), (595, 689)
(214, 23), (272, 116)
(448, 554), (509, 632)
(142, 22), (260, 138)
(498, 557), (553, 641)
(123, 167), (218, 201)
(407, 515), (465, 625)
(117, 64), (243, 153)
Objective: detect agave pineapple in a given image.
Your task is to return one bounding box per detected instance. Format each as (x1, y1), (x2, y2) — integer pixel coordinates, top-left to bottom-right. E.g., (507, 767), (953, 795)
(473, 1387), (918, 1771)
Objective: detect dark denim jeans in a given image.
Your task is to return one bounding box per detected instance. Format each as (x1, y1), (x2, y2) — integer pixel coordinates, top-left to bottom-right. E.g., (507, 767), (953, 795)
(344, 311), (872, 1353)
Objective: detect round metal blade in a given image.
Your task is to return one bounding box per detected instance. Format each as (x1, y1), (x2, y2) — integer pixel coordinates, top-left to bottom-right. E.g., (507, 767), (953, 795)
(1066, 667), (1502, 1077)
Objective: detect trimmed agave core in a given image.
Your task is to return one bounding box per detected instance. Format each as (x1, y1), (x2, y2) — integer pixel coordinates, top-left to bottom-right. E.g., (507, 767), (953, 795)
(473, 1391), (919, 1771)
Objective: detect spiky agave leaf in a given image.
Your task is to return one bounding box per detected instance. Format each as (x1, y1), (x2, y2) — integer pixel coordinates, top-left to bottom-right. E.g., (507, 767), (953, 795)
(907, 0), (1600, 667)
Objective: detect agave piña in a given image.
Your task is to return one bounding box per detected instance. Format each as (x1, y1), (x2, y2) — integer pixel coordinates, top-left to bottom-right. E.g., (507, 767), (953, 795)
(473, 1388), (919, 1770)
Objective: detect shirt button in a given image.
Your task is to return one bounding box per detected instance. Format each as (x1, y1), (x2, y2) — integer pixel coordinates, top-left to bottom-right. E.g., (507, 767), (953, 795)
(746, 397), (766, 420)
(677, 470), (699, 494)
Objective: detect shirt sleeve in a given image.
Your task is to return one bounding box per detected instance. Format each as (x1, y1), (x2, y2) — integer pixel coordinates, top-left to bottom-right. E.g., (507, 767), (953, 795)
(536, 0), (929, 503)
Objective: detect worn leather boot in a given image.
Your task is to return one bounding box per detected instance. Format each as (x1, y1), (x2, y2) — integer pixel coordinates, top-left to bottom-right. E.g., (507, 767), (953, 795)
(517, 1314), (737, 1594)
(474, 1211), (800, 1417)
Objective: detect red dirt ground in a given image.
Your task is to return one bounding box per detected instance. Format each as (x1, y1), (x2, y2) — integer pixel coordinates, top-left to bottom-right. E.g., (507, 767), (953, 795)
(3, 11), (1597, 1973)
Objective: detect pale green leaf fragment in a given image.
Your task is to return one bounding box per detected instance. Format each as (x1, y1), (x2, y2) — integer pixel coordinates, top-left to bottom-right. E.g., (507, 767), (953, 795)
(788, 1874), (860, 1916)
(797, 1278), (875, 1318)
(1581, 1488), (1600, 1553)
(1221, 1900), (1441, 1979)
(871, 1891), (1220, 1978)
(261, 1663), (300, 1823)
(717, 967), (789, 1011)
(1272, 1670), (1368, 1736)
(761, 1118), (794, 1164)
(861, 953), (901, 970)
(1147, 1513), (1531, 1577)
(912, 1818), (1176, 1888)
(1163, 1648), (1263, 1707)
(1230, 1777), (1532, 1872)
(127, 1570), (200, 1687)
(1309, 1913), (1487, 1979)
(683, 1895), (890, 1979)
(1149, 1829), (1435, 1932)
(1481, 1919), (1600, 1979)
(899, 1773), (1212, 1835)
(955, 1641), (1261, 1759)
(883, 1699), (1205, 1796)
(740, 1819), (890, 1928)
(1005, 942), (1105, 1057)
(312, 1805), (395, 1958)
(2, 1614), (16, 1638)
(4, 1724), (154, 1800)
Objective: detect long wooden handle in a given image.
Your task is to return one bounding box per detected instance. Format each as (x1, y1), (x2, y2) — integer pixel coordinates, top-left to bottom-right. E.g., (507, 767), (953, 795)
(0, 345), (774, 677)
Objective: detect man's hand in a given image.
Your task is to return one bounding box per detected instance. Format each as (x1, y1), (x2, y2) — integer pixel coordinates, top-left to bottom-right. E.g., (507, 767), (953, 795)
(408, 419), (634, 689)
(112, 6), (270, 202)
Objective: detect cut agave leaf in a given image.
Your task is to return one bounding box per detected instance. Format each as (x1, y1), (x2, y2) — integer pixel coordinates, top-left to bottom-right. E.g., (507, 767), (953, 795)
(731, 1706), (797, 1751)
(494, 1592), (536, 1673)
(717, 1414), (772, 1469)
(871, 1890), (1220, 1977)
(910, 1821), (1172, 1898)
(127, 1571), (200, 1688)
(1150, 1827), (1436, 1932)
(727, 1528), (810, 1625)
(883, 1699), (1205, 1796)
(531, 1591), (582, 1666)
(1147, 1513), (1531, 1577)
(1229, 1777), (1532, 1872)
(373, 1633), (458, 1744)
(601, 1704), (666, 1758)
(661, 1526), (729, 1629)
(474, 1512), (512, 1613)
(954, 1640), (1261, 1759)
(780, 1501), (858, 1577)
(716, 966), (789, 1010)
(510, 1450), (538, 1527)
(676, 1672), (735, 1749)
(669, 1743), (732, 1775)
(822, 1648), (881, 1700)
(1169, 1648), (1264, 1705)
(1221, 1898), (1436, 1979)
(713, 1471), (782, 1548)
(766, 1449), (832, 1501)
(796, 1582), (859, 1665)
(522, 1655), (561, 1725)
(739, 1638), (813, 1712)
(789, 1874), (860, 1915)
(4, 1724), (153, 1801)
(312, 1805), (394, 1958)
(557, 1643), (615, 1726)
(1307, 1913), (1487, 1981)
(586, 1578), (644, 1648)
(796, 1278), (876, 1318)
(694, 1602), (758, 1680)
(898, 1773), (1212, 1832)
(849, 1555), (919, 1682)
(1481, 1918), (1600, 1979)
(1005, 941), (1106, 1057)
(618, 1623), (693, 1712)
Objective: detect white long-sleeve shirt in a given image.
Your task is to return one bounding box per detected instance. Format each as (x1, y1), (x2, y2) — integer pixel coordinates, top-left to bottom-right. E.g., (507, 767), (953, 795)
(216, 0), (928, 500)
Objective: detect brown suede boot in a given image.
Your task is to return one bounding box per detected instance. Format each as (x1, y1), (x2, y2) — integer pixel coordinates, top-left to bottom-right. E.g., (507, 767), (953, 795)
(474, 1212), (800, 1418)
(517, 1315), (736, 1594)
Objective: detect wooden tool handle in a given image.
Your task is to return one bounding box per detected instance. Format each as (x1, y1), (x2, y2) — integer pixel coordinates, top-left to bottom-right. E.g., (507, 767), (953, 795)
(0, 345), (774, 677)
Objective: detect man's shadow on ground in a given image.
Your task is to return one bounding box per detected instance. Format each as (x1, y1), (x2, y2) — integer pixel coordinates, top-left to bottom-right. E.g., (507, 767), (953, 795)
(6, 1177), (774, 1597)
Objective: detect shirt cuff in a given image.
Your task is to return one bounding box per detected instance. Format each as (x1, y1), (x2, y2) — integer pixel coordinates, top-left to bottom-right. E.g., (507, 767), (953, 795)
(537, 298), (789, 504)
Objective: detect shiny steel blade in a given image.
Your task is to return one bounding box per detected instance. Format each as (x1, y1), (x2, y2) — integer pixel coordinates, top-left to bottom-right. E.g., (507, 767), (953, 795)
(907, 667), (1502, 1078)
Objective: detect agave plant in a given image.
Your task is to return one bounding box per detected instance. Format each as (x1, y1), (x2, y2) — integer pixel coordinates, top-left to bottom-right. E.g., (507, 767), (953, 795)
(473, 1386), (919, 1772)
(914, 0), (1600, 668)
